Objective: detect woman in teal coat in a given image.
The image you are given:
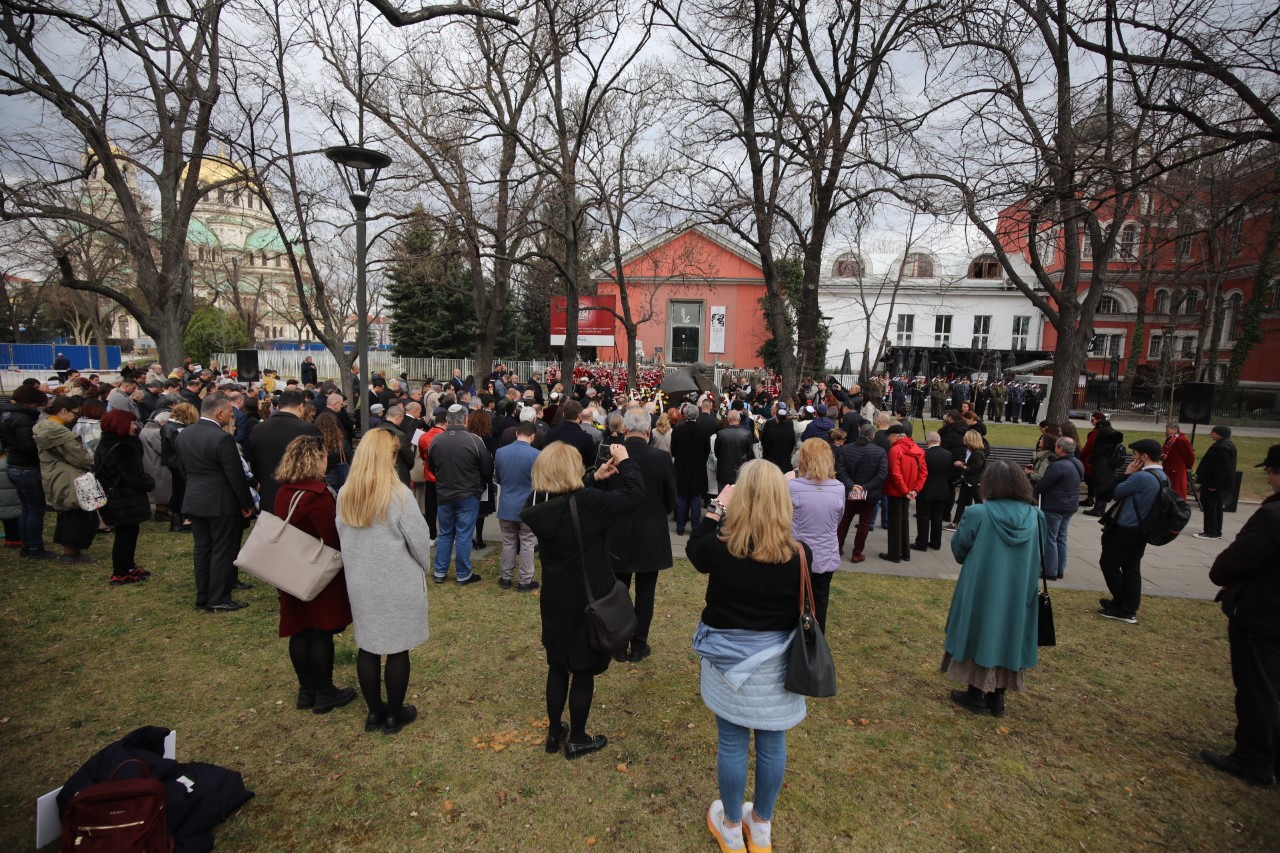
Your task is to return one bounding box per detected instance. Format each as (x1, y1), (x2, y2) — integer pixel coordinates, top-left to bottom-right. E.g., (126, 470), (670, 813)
(943, 459), (1045, 717)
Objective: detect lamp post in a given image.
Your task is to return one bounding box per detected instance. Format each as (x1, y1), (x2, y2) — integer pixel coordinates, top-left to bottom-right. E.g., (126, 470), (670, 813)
(325, 144), (392, 437)
(1161, 320), (1177, 425)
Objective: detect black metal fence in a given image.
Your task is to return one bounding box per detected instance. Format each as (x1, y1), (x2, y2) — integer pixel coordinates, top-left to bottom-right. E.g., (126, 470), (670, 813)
(1105, 384), (1280, 424)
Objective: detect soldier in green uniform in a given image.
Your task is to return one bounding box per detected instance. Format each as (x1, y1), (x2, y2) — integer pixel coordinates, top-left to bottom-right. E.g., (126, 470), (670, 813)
(929, 375), (949, 418)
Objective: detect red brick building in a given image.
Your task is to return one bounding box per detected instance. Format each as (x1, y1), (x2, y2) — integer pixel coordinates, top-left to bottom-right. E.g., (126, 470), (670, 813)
(996, 177), (1279, 399)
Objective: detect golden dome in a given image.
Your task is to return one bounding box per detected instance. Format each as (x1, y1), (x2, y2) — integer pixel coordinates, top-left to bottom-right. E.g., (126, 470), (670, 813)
(182, 153), (254, 186)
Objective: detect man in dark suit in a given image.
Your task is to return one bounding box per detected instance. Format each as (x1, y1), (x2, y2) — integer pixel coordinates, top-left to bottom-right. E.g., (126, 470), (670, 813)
(608, 407), (676, 663)
(300, 356), (318, 387)
(176, 393), (255, 612)
(760, 404), (796, 473)
(544, 399), (596, 471)
(251, 390), (321, 514)
(912, 431), (955, 552)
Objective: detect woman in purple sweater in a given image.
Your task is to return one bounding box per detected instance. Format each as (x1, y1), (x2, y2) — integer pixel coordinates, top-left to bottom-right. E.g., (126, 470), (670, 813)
(788, 439), (846, 631)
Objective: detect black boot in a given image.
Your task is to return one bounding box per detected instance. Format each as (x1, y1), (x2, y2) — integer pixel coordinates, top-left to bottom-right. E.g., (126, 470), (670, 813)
(985, 688), (1006, 717)
(950, 685), (988, 715)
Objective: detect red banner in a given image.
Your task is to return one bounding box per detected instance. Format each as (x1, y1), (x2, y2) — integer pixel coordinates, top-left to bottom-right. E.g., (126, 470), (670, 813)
(550, 295), (616, 346)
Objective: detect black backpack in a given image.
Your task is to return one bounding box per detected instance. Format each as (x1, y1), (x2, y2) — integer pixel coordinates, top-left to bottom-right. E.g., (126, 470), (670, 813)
(1135, 469), (1191, 546)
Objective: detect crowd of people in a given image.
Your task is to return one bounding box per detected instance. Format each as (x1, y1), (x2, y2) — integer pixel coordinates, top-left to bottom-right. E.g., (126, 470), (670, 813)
(1, 357), (1276, 847)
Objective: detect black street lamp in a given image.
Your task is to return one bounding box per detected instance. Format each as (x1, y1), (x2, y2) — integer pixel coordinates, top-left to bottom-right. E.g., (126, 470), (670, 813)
(325, 144), (392, 436)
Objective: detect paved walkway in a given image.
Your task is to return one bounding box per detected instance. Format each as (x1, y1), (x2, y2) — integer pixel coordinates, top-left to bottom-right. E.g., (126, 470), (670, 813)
(666, 500), (1260, 601)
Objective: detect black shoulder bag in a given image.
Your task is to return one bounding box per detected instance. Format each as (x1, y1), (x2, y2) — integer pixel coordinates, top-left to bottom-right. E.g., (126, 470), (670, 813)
(1038, 576), (1056, 647)
(784, 543), (837, 697)
(569, 494), (636, 656)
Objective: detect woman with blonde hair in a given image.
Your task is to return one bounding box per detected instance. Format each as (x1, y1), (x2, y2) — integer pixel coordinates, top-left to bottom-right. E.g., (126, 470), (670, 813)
(336, 428), (434, 735)
(688, 460), (808, 853)
(787, 438), (845, 631)
(652, 411), (673, 454)
(275, 435), (356, 715)
(946, 429), (987, 530)
(519, 441), (643, 760)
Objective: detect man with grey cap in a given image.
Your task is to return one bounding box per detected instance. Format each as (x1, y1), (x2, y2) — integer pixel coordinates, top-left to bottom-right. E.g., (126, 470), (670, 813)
(1194, 425), (1237, 540)
(1097, 438), (1169, 624)
(1202, 444), (1280, 786)
(427, 404), (493, 585)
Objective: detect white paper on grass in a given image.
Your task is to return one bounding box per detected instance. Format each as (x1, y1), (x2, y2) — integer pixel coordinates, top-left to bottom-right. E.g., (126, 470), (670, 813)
(34, 730), (176, 849)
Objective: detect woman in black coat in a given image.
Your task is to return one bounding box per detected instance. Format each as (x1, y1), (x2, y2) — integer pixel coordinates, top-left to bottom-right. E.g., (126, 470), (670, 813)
(95, 409), (156, 586)
(1090, 425), (1125, 516)
(520, 441), (643, 760)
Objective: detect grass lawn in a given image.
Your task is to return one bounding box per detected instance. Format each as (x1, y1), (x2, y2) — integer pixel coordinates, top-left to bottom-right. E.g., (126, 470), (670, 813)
(1, 518), (1276, 852)
(911, 419), (1276, 502)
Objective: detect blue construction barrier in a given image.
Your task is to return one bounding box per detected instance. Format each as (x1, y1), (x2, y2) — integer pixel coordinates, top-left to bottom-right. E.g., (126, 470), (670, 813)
(0, 343), (122, 371)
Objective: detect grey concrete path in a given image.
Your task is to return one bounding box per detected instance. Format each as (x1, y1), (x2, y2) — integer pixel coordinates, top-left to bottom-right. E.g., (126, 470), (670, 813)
(666, 500), (1260, 601)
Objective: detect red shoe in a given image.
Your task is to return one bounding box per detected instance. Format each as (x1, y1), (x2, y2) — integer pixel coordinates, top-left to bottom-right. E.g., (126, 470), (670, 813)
(108, 574), (145, 587)
(3, 540), (22, 549)
(850, 553), (866, 563)
(130, 565), (152, 578)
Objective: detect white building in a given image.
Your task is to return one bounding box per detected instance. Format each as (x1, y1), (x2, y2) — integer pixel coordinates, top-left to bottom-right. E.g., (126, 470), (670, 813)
(819, 247), (1051, 378)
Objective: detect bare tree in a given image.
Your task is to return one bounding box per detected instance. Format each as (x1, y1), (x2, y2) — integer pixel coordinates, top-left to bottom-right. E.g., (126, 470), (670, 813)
(656, 0), (941, 395)
(0, 0), (233, 366)
(582, 63), (686, 389)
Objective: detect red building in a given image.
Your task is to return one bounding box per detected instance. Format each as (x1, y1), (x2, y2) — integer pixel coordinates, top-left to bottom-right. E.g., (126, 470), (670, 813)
(995, 173), (1280, 398)
(594, 226), (770, 367)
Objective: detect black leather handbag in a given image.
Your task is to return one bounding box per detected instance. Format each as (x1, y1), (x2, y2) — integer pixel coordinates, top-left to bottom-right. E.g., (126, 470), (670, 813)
(1038, 576), (1056, 647)
(784, 544), (837, 697)
(569, 495), (636, 656)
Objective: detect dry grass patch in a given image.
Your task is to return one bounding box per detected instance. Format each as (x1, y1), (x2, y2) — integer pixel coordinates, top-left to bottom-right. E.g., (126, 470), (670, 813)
(0, 519), (1276, 851)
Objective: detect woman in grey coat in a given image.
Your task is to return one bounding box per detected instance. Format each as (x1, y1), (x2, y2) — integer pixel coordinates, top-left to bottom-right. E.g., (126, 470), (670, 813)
(336, 428), (434, 735)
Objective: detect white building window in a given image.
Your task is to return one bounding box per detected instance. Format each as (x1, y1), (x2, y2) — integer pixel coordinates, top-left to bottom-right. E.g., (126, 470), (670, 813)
(1148, 334), (1163, 358)
(1153, 289), (1169, 314)
(1034, 228), (1057, 266)
(971, 315), (991, 351)
(1182, 290), (1202, 314)
(934, 315), (952, 345)
(1011, 316), (1031, 351)
(1097, 296), (1122, 315)
(1101, 334), (1124, 358)
(902, 252), (933, 278)
(831, 253), (864, 278)
(1176, 233), (1195, 261)
(118, 318), (131, 338)
(1179, 336), (1197, 359)
(895, 314), (914, 346)
(1119, 223), (1139, 259)
(1224, 293), (1243, 340)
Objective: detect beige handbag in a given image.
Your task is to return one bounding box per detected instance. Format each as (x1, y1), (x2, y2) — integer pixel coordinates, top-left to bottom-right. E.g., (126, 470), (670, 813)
(234, 490), (343, 601)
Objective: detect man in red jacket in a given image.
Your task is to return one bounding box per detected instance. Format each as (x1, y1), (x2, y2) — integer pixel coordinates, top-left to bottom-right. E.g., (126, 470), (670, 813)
(881, 424), (925, 564)
(1162, 423), (1196, 499)
(1202, 444), (1280, 786)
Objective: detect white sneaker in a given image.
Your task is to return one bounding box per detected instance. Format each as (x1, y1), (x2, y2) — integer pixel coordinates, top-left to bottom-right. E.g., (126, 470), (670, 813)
(1193, 532), (1221, 540)
(707, 800), (745, 853)
(741, 801), (772, 853)
(428, 538), (437, 550)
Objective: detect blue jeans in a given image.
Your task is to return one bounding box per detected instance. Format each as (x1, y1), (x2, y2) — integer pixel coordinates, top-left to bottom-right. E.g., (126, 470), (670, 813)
(434, 495), (479, 581)
(1043, 511), (1072, 579)
(7, 465), (46, 553)
(675, 494), (701, 532)
(715, 716), (787, 823)
(871, 494), (890, 528)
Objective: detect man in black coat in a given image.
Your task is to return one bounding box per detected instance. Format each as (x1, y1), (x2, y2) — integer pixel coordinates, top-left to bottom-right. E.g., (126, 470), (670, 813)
(607, 408), (676, 663)
(912, 431), (954, 551)
(671, 403), (710, 535)
(1202, 444), (1280, 786)
(545, 399), (596, 472)
(251, 389), (321, 514)
(937, 411), (968, 519)
(176, 393), (255, 611)
(714, 410), (754, 489)
(760, 404), (796, 473)
(1195, 425), (1238, 540)
(300, 356), (318, 387)
(179, 377), (204, 409)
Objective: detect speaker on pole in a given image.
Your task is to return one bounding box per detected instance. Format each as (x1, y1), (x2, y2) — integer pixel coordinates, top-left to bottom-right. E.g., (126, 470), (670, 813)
(1178, 381), (1214, 425)
(237, 349), (260, 383)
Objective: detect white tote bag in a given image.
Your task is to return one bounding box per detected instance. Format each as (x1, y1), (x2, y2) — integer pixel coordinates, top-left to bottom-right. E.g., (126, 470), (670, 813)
(234, 491), (343, 601)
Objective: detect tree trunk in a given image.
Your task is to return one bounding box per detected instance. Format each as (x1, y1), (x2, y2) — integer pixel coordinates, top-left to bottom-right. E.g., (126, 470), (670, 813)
(1044, 305), (1090, 423)
(623, 320), (639, 393)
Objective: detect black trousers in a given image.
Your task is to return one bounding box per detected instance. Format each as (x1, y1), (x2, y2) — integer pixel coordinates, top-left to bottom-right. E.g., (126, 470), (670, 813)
(616, 571), (659, 644)
(915, 498), (946, 549)
(191, 514), (242, 607)
(810, 570), (833, 634)
(423, 481), (438, 539)
(1228, 621), (1280, 776)
(887, 496), (911, 559)
(1202, 488), (1225, 537)
(112, 523), (140, 577)
(1099, 524), (1146, 616)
